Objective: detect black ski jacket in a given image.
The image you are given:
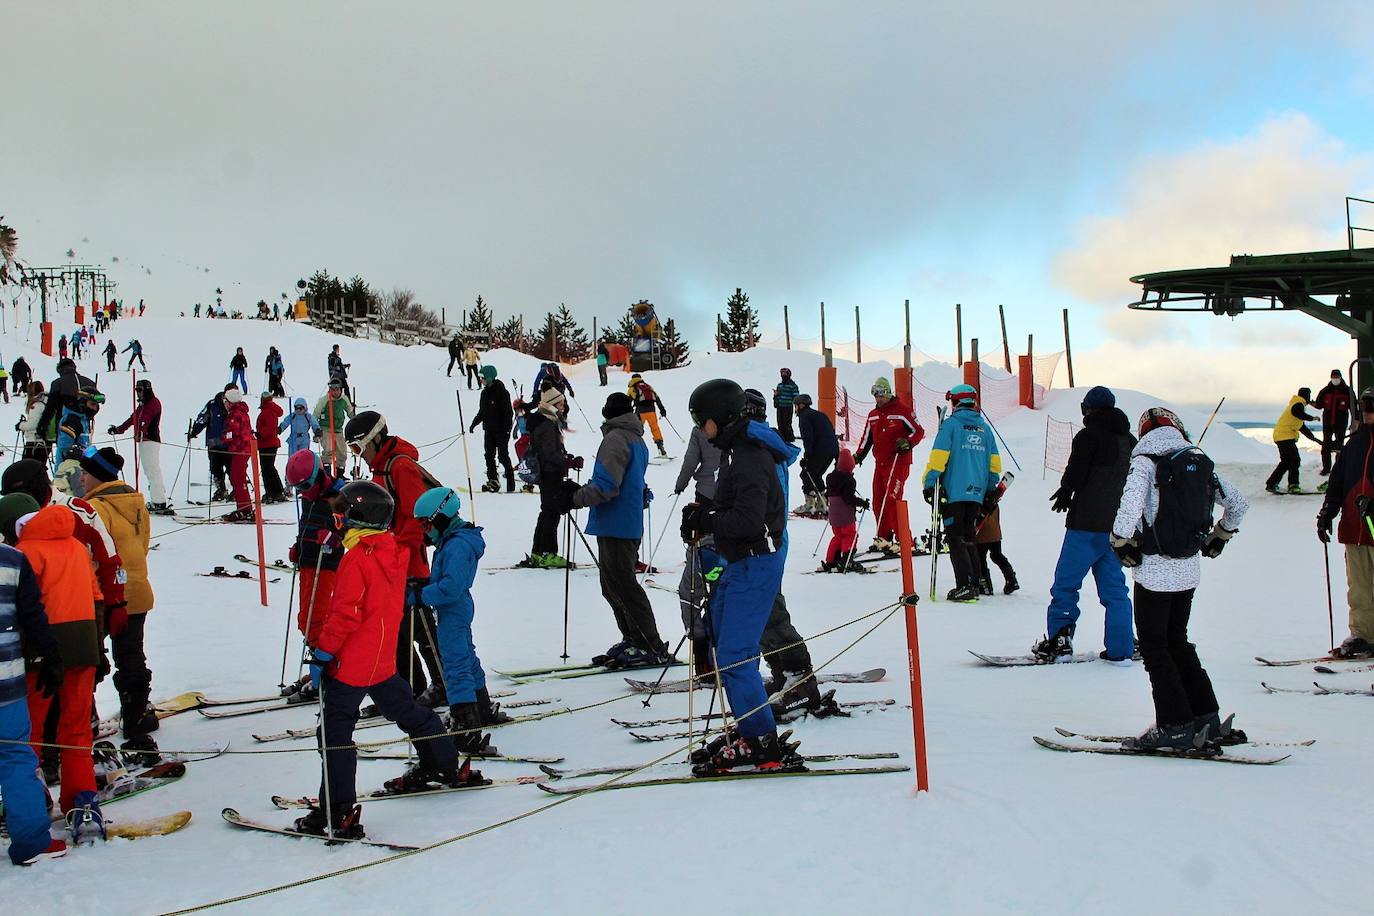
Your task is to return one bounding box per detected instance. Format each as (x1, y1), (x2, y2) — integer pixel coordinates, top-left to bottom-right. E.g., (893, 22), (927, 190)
(798, 406), (839, 460)
(1058, 407), (1135, 533)
(708, 417), (785, 562)
(470, 380), (514, 437)
(526, 410), (568, 479)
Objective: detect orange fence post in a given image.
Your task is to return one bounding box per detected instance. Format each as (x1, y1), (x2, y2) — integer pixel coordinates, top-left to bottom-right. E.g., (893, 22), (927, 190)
(817, 366), (837, 425)
(1018, 354), (1034, 408)
(40, 322), (53, 356)
(250, 439), (268, 607)
(962, 358), (979, 403)
(894, 499), (929, 792)
(893, 367), (914, 414)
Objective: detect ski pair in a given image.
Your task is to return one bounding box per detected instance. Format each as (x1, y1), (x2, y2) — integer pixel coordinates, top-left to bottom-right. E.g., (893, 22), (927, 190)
(1032, 736), (1289, 764)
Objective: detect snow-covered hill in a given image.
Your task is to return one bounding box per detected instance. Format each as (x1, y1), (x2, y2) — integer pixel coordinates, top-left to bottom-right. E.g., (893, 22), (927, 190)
(0, 317), (1356, 914)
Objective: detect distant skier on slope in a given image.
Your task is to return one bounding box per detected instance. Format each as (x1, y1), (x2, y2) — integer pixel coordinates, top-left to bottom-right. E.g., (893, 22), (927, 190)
(1264, 387), (1319, 494)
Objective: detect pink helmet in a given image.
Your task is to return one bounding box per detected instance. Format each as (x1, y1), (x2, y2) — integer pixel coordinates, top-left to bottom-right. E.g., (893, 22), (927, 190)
(285, 450), (322, 489)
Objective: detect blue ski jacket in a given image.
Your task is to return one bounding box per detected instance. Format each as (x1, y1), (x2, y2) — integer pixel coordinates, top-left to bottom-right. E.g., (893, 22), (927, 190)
(921, 407), (1001, 504)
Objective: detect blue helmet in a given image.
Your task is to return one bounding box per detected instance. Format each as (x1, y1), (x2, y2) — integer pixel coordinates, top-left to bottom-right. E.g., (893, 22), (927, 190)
(414, 486), (462, 544)
(946, 383), (978, 410)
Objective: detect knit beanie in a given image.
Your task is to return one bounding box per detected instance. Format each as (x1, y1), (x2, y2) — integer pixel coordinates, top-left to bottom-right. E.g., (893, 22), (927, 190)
(78, 446), (125, 483)
(603, 392), (635, 419)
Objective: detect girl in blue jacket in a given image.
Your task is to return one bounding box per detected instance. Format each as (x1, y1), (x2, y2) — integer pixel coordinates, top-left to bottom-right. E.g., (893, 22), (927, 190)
(279, 397), (320, 456)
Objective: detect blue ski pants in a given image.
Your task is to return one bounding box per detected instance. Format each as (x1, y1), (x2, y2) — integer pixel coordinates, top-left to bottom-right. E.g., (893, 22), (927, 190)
(435, 601), (486, 705)
(0, 698), (54, 864)
(231, 368), (248, 393)
(1046, 529), (1134, 658)
(709, 550), (785, 739)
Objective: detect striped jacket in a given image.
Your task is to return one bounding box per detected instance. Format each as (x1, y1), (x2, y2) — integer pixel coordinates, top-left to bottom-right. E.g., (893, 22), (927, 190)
(0, 544), (58, 706)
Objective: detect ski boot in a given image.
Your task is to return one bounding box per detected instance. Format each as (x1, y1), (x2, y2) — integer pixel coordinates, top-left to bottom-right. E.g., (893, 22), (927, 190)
(521, 483), (536, 494)
(1332, 635), (1374, 658)
(814, 561), (836, 574)
(1317, 480), (1329, 494)
(1194, 711), (1247, 747)
(945, 584), (979, 603)
(691, 731), (807, 777)
(475, 687), (512, 725)
(978, 576), (994, 597)
(92, 741), (129, 788)
(1002, 572), (1019, 595)
(450, 702), (498, 757)
(1121, 721), (1209, 753)
(592, 640), (629, 666)
(656, 440), (669, 458)
(1031, 625), (1075, 663)
(1287, 484), (1303, 495)
(221, 507), (255, 523)
(534, 553), (571, 570)
(210, 487), (231, 502)
(293, 803), (365, 840)
(416, 681), (448, 708)
(607, 642), (673, 670)
(286, 681), (319, 704)
(480, 476), (501, 493)
(146, 502), (175, 516)
(66, 791), (106, 845)
(121, 734), (163, 768)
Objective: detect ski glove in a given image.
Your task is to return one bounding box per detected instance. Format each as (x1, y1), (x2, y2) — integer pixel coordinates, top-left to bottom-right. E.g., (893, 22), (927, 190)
(306, 648), (334, 690)
(406, 577), (431, 608)
(568, 456), (585, 471)
(1201, 524), (1236, 559)
(107, 601), (129, 638)
(896, 439), (913, 452)
(557, 479), (581, 514)
(1048, 487), (1073, 513)
(922, 487), (934, 505)
(856, 497), (871, 510)
(33, 651), (64, 700)
(681, 503), (713, 544)
(1317, 512), (1334, 544)
(1109, 534), (1142, 568)
(106, 425), (117, 435)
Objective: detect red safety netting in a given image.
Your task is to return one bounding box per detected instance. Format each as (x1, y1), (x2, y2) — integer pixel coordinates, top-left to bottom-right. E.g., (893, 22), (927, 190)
(1043, 416), (1078, 478)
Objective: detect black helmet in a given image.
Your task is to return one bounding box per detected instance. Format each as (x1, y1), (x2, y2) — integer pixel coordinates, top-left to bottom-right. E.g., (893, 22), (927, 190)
(336, 480), (394, 531)
(344, 411), (387, 452)
(742, 388), (767, 421)
(793, 393), (813, 409)
(688, 379), (746, 429)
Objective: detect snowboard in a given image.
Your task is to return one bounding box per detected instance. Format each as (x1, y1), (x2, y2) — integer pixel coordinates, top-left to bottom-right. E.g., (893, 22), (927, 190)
(107, 810), (193, 840)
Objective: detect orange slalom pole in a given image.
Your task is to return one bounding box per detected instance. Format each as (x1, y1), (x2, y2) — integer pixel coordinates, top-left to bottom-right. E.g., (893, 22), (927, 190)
(895, 499), (929, 792)
(250, 438), (268, 607)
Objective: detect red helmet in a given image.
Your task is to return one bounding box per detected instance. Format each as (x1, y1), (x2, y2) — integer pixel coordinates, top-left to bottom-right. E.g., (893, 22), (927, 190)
(1137, 407), (1188, 440)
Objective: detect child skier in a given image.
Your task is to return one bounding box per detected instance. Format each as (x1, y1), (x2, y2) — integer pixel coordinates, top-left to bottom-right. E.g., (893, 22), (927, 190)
(280, 397), (320, 457)
(295, 480), (462, 838)
(1110, 408), (1248, 750)
(819, 448), (870, 572)
(976, 503), (1018, 595)
(413, 486), (507, 742)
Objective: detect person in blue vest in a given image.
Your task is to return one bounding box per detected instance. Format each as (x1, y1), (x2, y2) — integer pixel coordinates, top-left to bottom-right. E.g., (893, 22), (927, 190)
(772, 368), (800, 443)
(921, 384), (1001, 603)
(558, 392), (668, 668)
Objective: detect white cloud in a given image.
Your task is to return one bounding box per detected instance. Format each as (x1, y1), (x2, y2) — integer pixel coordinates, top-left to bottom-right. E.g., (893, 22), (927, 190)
(1053, 113), (1374, 306)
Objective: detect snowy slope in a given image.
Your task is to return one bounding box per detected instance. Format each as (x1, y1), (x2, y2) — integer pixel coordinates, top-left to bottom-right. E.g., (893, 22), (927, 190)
(0, 318), (1361, 915)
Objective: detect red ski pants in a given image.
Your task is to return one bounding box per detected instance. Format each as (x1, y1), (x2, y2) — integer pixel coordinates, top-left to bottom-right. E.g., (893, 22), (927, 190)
(825, 523), (857, 564)
(228, 452), (252, 510)
(27, 666), (95, 812)
(298, 567), (338, 646)
(873, 454), (911, 540)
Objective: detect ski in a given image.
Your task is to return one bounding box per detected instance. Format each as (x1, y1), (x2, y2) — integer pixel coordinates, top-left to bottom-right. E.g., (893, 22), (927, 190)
(1260, 680), (1374, 696)
(173, 515), (293, 525)
(625, 667), (886, 694)
(96, 691), (209, 736)
(538, 752), (901, 780)
(96, 739), (231, 769)
(356, 750), (565, 764)
(221, 808), (419, 851)
(256, 708), (567, 742)
(495, 662), (600, 678)
(1052, 726), (1314, 748)
(611, 699), (895, 729)
(1314, 662), (1374, 674)
(271, 775), (545, 809)
(235, 553), (294, 572)
(106, 810), (193, 840)
(1032, 735), (1289, 764)
(199, 697), (319, 719)
(968, 650), (1102, 667)
(200, 569), (281, 583)
(100, 762), (187, 806)
(509, 661), (685, 684)
(535, 764), (910, 794)
(1253, 654), (1354, 667)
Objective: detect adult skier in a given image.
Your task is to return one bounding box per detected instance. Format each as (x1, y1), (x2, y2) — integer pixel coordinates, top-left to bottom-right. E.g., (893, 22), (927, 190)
(343, 411), (445, 703)
(463, 342), (481, 389)
(1033, 386), (1136, 663)
(294, 480), (461, 839)
(1110, 407), (1248, 750)
(313, 378), (355, 477)
(189, 386), (232, 501)
(36, 358), (96, 456)
(628, 373), (669, 457)
(265, 347), (286, 397)
(1317, 388), (1374, 657)
(229, 347), (249, 393)
(16, 383), (51, 463)
(446, 334), (461, 378)
(468, 366), (515, 493)
(772, 367), (800, 443)
(522, 399), (573, 568)
(255, 392), (287, 502)
(795, 392), (838, 516)
(122, 339), (146, 371)
(221, 389), (256, 522)
(921, 384), (1001, 602)
(559, 392), (669, 667)
(327, 345), (351, 398)
(679, 379), (803, 773)
(10, 355), (31, 395)
(674, 424), (720, 505)
(596, 339), (610, 386)
(532, 362), (574, 401)
(108, 379), (170, 514)
(1315, 369), (1353, 478)
(279, 397), (320, 457)
(1264, 387), (1319, 494)
(103, 340), (117, 372)
(854, 376), (924, 557)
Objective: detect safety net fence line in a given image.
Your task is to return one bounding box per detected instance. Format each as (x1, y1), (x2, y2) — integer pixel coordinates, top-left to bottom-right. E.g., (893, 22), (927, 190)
(1043, 416), (1078, 478)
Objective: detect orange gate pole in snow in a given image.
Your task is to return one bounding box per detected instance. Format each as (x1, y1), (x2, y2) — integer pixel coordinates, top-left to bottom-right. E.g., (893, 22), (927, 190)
(895, 498), (929, 792)
(250, 439), (269, 607)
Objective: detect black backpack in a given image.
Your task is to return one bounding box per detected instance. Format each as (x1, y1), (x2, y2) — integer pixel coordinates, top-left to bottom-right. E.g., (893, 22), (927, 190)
(1141, 447), (1217, 559)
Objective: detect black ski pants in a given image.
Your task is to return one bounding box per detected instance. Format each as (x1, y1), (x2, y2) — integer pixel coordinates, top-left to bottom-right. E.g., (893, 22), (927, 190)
(268, 373), (286, 398)
(259, 447), (285, 498)
(446, 353), (459, 377)
(532, 473), (564, 556)
(484, 432), (513, 487)
(106, 354), (117, 372)
(1265, 440), (1301, 489)
(598, 363), (608, 386)
(465, 364), (480, 389)
(978, 541), (1016, 587)
(1322, 418), (1348, 474)
(776, 405), (795, 443)
(597, 536), (663, 651)
(111, 613), (155, 737)
(208, 446), (230, 493)
(317, 674), (455, 818)
(127, 353), (146, 370)
(760, 592), (812, 679)
(1134, 584), (1218, 728)
(799, 453), (834, 497)
(396, 602), (444, 697)
(941, 501), (981, 588)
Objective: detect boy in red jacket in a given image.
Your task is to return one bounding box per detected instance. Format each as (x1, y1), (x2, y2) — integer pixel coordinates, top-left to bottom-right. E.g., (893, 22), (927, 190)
(295, 481), (464, 839)
(255, 392), (287, 503)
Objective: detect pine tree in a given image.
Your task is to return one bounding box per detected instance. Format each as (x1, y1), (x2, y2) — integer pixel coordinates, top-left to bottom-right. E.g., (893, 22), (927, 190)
(719, 288), (758, 352)
(492, 315), (531, 353)
(601, 313), (638, 347)
(554, 303), (591, 362)
(305, 269), (337, 302)
(342, 276), (371, 318)
(465, 294), (493, 334)
(661, 318), (691, 368)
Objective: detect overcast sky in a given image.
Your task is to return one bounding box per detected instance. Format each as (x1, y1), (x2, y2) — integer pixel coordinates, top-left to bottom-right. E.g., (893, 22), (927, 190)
(5, 1), (1373, 404)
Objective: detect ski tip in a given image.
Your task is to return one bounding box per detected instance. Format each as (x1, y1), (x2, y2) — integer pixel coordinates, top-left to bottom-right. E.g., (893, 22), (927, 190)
(1053, 726), (1076, 738)
(538, 764), (561, 778)
(1260, 682), (1277, 693)
(534, 782), (559, 794)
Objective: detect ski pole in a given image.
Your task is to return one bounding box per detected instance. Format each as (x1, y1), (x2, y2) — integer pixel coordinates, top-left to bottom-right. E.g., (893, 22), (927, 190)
(316, 673), (334, 842)
(982, 413), (1021, 472)
(1324, 540), (1336, 651)
(561, 507), (573, 661)
(566, 391), (596, 432)
(639, 632), (690, 708)
(646, 490), (681, 574)
(1196, 397), (1226, 445)
(928, 477), (943, 601)
(454, 390), (477, 523)
(662, 414), (686, 444)
(839, 502), (871, 570)
(278, 492), (304, 691)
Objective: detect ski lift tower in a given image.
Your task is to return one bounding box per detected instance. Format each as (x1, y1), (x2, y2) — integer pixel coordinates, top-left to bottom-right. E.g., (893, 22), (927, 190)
(1128, 197), (1374, 391)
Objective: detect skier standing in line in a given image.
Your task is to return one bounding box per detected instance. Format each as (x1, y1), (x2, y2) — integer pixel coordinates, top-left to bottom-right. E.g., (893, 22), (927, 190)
(10, 356), (31, 396)
(1264, 387), (1319, 494)
(463, 342), (482, 389)
(313, 379), (354, 478)
(255, 392), (287, 503)
(1315, 369), (1352, 480)
(220, 389), (256, 522)
(122, 339), (146, 371)
(1317, 388), (1374, 658)
(522, 399), (574, 568)
(818, 448), (869, 573)
(921, 384), (1001, 603)
(265, 347), (286, 398)
(794, 392), (838, 517)
(327, 345), (351, 398)
(1110, 407), (1248, 750)
(674, 423), (720, 506)
(772, 367), (799, 443)
(294, 481), (461, 839)
(679, 379), (803, 773)
(107, 379), (170, 514)
(57, 336), (67, 361)
(446, 334), (462, 378)
(280, 397), (320, 457)
(469, 365), (515, 493)
(103, 340), (117, 372)
(283, 451), (346, 699)
(189, 386), (233, 501)
(854, 376), (924, 557)
(975, 502), (1018, 595)
(1033, 386), (1136, 662)
(16, 383), (51, 463)
(627, 373), (669, 458)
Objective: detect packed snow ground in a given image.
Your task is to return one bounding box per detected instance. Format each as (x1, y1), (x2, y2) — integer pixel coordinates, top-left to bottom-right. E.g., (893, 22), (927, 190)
(0, 317), (1361, 914)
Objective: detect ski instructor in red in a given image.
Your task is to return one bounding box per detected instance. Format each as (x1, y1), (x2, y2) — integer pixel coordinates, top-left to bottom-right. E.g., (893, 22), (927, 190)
(854, 376), (923, 556)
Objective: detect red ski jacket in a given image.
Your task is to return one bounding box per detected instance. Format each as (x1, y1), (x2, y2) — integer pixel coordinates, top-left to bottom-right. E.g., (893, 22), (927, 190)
(369, 436), (436, 578)
(222, 401), (254, 456)
(855, 400), (923, 464)
(255, 399), (283, 450)
(315, 531), (406, 687)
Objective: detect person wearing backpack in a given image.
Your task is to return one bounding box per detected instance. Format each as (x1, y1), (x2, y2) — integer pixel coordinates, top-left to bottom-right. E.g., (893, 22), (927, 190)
(1265, 387), (1319, 494)
(520, 400), (576, 568)
(1317, 388), (1374, 658)
(1109, 407), (1249, 751)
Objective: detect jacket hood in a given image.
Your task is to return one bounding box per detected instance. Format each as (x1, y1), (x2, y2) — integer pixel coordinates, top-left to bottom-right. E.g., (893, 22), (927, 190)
(85, 482), (147, 530)
(1133, 425), (1190, 457)
(227, 401), (249, 417)
(375, 435), (420, 465)
(292, 397), (307, 409)
(1085, 406), (1132, 436)
(439, 521), (486, 558)
(21, 504), (76, 541)
(600, 412), (645, 437)
(837, 448), (855, 473)
(747, 419), (800, 467)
